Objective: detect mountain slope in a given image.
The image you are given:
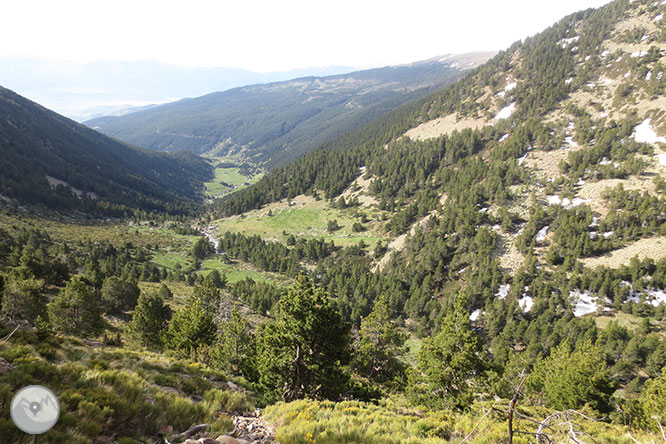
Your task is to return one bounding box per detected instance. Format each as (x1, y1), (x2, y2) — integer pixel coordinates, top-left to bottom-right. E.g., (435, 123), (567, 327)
(0, 57), (356, 122)
(216, 0), (666, 322)
(86, 53), (494, 167)
(0, 86), (212, 215)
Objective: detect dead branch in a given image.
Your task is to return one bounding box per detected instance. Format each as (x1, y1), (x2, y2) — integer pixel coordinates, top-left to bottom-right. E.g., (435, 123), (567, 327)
(175, 423), (209, 440)
(656, 419), (666, 443)
(508, 374), (527, 444)
(626, 432), (644, 444)
(460, 401), (497, 444)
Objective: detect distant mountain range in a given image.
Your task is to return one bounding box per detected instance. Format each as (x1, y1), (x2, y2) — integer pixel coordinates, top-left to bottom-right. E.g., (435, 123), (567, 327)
(0, 86), (212, 215)
(85, 53), (494, 167)
(0, 58), (356, 121)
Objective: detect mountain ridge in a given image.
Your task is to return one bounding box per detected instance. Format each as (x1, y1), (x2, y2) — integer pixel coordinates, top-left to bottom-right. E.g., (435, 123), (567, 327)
(0, 85), (212, 215)
(86, 52), (495, 168)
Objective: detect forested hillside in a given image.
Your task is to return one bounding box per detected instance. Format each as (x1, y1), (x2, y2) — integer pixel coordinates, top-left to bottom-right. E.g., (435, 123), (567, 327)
(0, 86), (213, 216)
(86, 53), (493, 167)
(3, 0), (666, 443)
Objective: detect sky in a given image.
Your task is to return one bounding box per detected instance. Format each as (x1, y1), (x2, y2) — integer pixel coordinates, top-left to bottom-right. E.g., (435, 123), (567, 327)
(2, 0), (613, 73)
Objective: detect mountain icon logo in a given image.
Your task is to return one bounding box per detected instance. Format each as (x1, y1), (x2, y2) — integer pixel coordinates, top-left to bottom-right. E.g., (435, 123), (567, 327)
(10, 385), (60, 434)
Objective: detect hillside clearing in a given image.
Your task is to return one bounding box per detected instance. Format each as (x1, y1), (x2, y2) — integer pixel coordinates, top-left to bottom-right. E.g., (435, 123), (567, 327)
(404, 112), (487, 141)
(213, 194), (386, 248)
(581, 236), (666, 269)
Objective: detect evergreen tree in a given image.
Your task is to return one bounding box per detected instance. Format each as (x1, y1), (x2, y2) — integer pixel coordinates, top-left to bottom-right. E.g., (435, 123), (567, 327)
(407, 295), (487, 410)
(216, 304), (254, 376)
(165, 292), (217, 355)
(1, 276), (46, 323)
(636, 367), (666, 432)
(355, 294), (407, 386)
(526, 339), (615, 414)
(125, 291), (172, 350)
(193, 280), (221, 310)
(204, 269), (227, 289)
(158, 283), (173, 301)
(192, 237), (215, 259)
(256, 275), (350, 403)
(100, 276), (140, 313)
(47, 278), (104, 336)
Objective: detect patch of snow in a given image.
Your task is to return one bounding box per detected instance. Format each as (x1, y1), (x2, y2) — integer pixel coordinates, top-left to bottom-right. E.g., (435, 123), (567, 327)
(518, 153), (528, 166)
(631, 51), (647, 58)
(657, 153), (666, 166)
(585, 55), (591, 61)
(600, 111), (608, 118)
(565, 136), (579, 147)
(505, 82), (517, 91)
(601, 78), (613, 86)
(632, 118), (666, 144)
(565, 77), (574, 85)
(624, 72), (631, 78)
(648, 289), (666, 306)
(561, 197), (572, 207)
(616, 56), (623, 63)
(559, 36), (580, 48)
(646, 71), (653, 81)
(600, 157), (612, 165)
(496, 284), (511, 300)
(571, 46), (578, 53)
(601, 50), (610, 58)
(603, 231), (614, 238)
(576, 178), (586, 186)
(547, 195), (562, 205)
(497, 91), (506, 97)
(590, 216), (599, 227)
(495, 103), (516, 120)
(479, 207), (489, 214)
(641, 34), (649, 42)
(571, 197), (589, 207)
(590, 231), (598, 239)
(492, 224), (501, 231)
(359, 165), (366, 172)
(655, 14), (663, 22)
(659, 72), (664, 81)
(567, 121), (575, 130)
(536, 226), (549, 243)
(570, 290), (599, 317)
(499, 134), (509, 142)
(519, 295), (534, 313)
(470, 309), (482, 321)
(458, 267), (467, 274)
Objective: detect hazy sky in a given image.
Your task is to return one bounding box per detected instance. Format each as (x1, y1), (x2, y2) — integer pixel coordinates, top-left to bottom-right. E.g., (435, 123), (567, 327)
(3, 0), (612, 72)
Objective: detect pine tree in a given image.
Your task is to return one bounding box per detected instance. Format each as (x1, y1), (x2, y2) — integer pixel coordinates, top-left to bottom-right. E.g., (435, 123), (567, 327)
(356, 294), (407, 385)
(205, 269), (227, 289)
(47, 278), (104, 336)
(100, 276), (140, 313)
(165, 295), (217, 355)
(125, 291), (172, 350)
(216, 304), (254, 375)
(1, 275), (46, 323)
(256, 275), (350, 403)
(526, 339), (614, 414)
(407, 294), (488, 410)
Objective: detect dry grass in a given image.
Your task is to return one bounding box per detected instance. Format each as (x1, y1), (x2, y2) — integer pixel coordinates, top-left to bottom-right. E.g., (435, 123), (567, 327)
(522, 149), (571, 181)
(581, 236), (666, 269)
(495, 232), (525, 273)
(404, 113), (487, 141)
(340, 173), (378, 208)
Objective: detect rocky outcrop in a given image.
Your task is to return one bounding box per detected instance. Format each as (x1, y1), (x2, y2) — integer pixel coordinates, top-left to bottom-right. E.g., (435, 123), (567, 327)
(177, 411), (276, 444)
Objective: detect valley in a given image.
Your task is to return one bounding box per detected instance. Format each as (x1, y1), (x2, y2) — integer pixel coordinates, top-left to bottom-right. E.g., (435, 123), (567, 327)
(3, 1), (666, 443)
